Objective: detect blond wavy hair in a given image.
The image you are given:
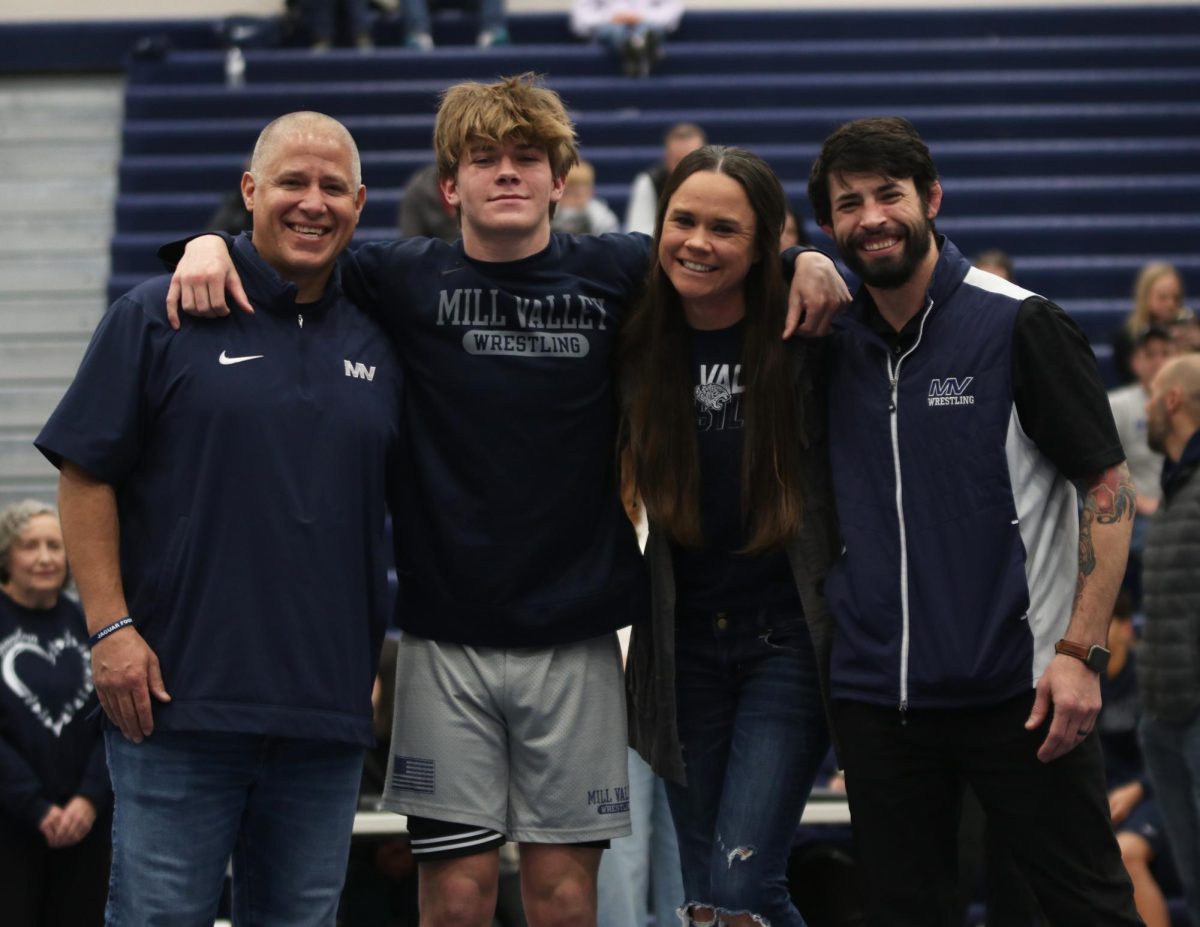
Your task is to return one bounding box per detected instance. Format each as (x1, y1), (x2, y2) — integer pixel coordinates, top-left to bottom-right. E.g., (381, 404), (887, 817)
(434, 73), (579, 187)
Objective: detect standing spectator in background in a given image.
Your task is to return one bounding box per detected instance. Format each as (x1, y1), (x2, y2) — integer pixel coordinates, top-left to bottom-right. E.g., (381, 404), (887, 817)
(37, 112), (403, 926)
(809, 116), (1140, 926)
(973, 248), (1015, 282)
(403, 0), (509, 49)
(0, 501), (110, 927)
(304, 0), (373, 49)
(551, 161), (620, 236)
(1113, 261), (1192, 384)
(1109, 325), (1174, 606)
(399, 163), (460, 242)
(1138, 353), (1200, 927)
(624, 121), (704, 234)
(571, 0), (683, 78)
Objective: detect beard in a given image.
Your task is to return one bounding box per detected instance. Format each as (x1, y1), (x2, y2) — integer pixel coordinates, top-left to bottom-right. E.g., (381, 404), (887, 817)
(1146, 402), (1169, 455)
(838, 216), (935, 289)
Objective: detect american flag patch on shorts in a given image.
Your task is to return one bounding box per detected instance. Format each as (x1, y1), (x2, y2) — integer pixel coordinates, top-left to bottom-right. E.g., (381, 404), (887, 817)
(391, 755), (436, 793)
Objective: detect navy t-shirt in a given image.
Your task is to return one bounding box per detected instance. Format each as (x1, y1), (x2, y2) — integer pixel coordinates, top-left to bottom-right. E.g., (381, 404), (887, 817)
(342, 232), (652, 646)
(670, 321), (800, 614)
(37, 237), (404, 747)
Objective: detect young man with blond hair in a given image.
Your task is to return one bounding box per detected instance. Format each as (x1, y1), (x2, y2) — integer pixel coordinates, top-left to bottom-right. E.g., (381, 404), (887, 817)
(167, 74), (845, 926)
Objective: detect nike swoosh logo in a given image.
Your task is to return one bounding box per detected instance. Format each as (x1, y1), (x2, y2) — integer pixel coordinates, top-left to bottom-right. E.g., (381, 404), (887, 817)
(219, 351), (264, 365)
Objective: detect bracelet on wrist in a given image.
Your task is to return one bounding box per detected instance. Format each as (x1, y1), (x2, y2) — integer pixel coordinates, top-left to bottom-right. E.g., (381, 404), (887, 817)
(88, 616), (133, 648)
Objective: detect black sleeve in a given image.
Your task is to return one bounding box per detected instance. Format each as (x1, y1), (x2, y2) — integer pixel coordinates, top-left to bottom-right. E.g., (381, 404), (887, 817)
(780, 244), (827, 282)
(156, 230), (236, 270)
(1011, 296), (1126, 480)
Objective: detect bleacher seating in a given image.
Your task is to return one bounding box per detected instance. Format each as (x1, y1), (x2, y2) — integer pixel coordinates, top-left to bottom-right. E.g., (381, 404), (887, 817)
(107, 5), (1200, 385)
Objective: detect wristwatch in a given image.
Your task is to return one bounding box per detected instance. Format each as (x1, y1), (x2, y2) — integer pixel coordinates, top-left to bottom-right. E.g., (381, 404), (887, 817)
(1054, 639), (1111, 674)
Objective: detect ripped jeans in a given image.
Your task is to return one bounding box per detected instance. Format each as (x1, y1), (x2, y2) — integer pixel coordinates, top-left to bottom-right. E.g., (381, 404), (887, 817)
(666, 606), (828, 926)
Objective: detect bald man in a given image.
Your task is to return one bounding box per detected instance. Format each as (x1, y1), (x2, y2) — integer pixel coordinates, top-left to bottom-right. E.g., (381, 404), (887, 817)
(1139, 353), (1200, 927)
(36, 112), (404, 926)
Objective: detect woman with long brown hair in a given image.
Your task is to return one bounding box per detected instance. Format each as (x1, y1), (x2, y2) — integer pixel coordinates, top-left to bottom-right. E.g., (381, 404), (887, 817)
(622, 145), (839, 927)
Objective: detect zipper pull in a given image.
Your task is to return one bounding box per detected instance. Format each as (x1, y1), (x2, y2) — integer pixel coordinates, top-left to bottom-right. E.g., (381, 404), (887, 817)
(899, 700), (908, 726)
(298, 314), (304, 329)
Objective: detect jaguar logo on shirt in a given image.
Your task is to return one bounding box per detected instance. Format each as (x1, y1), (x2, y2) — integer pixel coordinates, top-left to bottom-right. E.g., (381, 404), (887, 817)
(695, 382), (732, 412)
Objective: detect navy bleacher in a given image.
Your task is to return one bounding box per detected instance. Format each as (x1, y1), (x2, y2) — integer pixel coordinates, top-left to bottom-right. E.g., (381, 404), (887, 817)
(106, 4), (1200, 386)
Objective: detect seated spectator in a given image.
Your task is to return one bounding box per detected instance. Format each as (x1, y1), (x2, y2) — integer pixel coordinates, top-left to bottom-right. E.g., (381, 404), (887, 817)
(1113, 261), (1192, 384)
(402, 0), (508, 49)
(1099, 593), (1179, 927)
(398, 163), (460, 242)
(1169, 313), (1200, 354)
(340, 635), (421, 927)
(208, 153), (254, 235)
(789, 752), (865, 927)
(780, 202), (810, 250)
(304, 0), (373, 50)
(571, 0), (683, 78)
(0, 501), (111, 927)
(624, 121), (704, 234)
(551, 161), (620, 236)
(973, 248), (1015, 282)
(1109, 325), (1175, 606)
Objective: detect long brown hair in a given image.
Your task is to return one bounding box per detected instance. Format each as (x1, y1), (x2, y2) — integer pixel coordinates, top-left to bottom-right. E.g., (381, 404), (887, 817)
(621, 145), (805, 553)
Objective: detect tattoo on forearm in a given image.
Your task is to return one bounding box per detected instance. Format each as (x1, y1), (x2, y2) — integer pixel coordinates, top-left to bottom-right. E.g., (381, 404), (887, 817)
(1078, 506), (1097, 580)
(1089, 464), (1137, 525)
(1073, 463), (1135, 607)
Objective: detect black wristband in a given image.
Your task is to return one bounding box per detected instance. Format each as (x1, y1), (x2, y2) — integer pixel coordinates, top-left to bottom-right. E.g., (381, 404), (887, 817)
(88, 616), (133, 648)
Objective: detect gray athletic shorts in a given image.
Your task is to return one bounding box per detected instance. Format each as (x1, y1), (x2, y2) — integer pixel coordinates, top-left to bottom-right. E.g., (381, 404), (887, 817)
(382, 631), (632, 845)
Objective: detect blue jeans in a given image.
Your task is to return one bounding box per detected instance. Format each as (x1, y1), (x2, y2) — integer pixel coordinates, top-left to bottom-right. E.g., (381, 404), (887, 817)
(598, 747), (685, 927)
(1140, 713), (1200, 927)
(304, 0), (370, 42)
(105, 729), (364, 927)
(665, 607), (829, 926)
(403, 0), (506, 37)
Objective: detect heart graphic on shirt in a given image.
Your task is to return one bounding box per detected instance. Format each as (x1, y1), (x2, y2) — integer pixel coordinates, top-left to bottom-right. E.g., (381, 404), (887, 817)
(0, 630), (92, 736)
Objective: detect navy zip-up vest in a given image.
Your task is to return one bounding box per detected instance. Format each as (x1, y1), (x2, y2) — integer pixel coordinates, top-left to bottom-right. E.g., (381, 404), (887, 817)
(824, 238), (1078, 710)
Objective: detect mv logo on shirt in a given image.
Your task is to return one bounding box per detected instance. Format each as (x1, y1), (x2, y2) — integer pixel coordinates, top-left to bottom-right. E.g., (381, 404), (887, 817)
(344, 360), (377, 382)
(928, 376), (975, 407)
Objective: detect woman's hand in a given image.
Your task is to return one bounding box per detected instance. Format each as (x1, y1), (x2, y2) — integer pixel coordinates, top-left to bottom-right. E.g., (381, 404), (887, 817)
(53, 796), (98, 847)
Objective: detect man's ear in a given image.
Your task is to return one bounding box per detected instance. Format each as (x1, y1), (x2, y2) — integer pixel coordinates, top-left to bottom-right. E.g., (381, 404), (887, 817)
(819, 222), (834, 239)
(925, 180), (944, 220)
(240, 171), (256, 211)
(1166, 384), (1185, 415)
